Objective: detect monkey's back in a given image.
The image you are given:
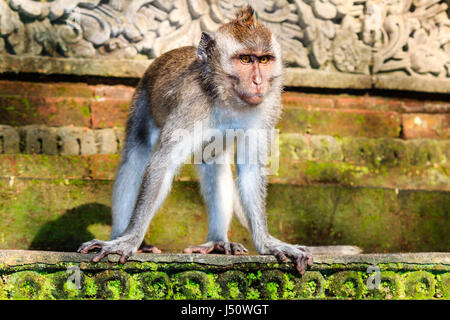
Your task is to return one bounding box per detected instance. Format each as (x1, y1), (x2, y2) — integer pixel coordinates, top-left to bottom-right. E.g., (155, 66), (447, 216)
(142, 46), (201, 128)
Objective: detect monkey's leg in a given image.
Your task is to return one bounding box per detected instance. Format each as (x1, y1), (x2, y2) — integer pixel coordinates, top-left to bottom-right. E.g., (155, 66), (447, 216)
(236, 163), (312, 274)
(184, 154), (248, 255)
(78, 140), (190, 263)
(110, 86), (160, 241)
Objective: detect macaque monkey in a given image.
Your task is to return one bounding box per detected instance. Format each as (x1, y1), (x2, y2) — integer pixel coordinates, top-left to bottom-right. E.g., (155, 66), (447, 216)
(78, 6), (358, 274)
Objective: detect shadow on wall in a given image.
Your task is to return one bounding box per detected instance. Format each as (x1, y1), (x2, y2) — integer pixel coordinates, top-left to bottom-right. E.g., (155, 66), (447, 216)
(29, 203), (111, 252)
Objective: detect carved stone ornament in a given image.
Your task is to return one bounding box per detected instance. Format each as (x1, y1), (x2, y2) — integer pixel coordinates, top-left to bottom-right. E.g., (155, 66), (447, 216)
(0, 0), (449, 92)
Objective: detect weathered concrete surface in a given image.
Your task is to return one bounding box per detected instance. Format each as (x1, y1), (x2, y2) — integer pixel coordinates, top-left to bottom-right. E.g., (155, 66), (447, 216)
(0, 179), (448, 254)
(0, 250), (448, 299)
(1, 250), (449, 269)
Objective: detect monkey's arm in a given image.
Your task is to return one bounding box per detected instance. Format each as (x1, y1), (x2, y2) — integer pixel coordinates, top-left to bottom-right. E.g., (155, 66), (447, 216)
(78, 143), (182, 262)
(78, 122), (199, 262)
(236, 163), (313, 274)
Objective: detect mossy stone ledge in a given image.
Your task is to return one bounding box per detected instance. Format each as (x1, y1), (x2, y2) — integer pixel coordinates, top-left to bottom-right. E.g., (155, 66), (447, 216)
(0, 250), (448, 300)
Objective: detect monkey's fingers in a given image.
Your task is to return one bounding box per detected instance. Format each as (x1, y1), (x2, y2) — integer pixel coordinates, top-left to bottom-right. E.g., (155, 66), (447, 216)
(273, 249), (289, 263)
(77, 239), (104, 254)
(231, 243), (248, 255)
(214, 241), (231, 254)
(214, 242), (248, 255)
(119, 252), (132, 264)
(92, 249), (109, 262)
(292, 252), (313, 275)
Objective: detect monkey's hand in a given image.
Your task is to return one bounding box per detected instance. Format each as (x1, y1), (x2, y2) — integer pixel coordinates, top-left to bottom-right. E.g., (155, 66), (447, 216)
(184, 241), (248, 255)
(267, 240), (313, 275)
(77, 237), (140, 263)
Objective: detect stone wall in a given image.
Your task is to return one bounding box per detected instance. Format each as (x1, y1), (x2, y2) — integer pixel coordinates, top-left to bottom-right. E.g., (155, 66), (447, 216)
(0, 250), (449, 299)
(0, 80), (448, 254)
(0, 0), (448, 284)
(0, 0), (450, 93)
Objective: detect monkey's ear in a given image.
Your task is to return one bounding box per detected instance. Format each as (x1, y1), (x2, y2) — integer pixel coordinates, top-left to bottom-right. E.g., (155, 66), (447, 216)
(197, 32), (216, 64)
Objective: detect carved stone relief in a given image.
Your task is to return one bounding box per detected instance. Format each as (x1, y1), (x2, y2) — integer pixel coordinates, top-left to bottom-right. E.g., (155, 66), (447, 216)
(0, 0), (449, 90)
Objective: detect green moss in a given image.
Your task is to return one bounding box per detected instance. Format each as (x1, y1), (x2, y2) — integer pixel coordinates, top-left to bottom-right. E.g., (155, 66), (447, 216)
(134, 272), (171, 299)
(173, 271), (209, 299)
(246, 288), (261, 299)
(84, 276), (98, 297)
(106, 280), (122, 300)
(327, 271), (365, 299)
(80, 105), (91, 118)
(266, 282), (279, 299)
(21, 97), (31, 111)
(295, 271), (325, 298)
(282, 273), (296, 299)
(436, 273), (450, 298)
(5, 271), (52, 300)
(94, 271), (131, 299)
(258, 270), (285, 299)
(206, 274), (221, 299)
(404, 271), (436, 299)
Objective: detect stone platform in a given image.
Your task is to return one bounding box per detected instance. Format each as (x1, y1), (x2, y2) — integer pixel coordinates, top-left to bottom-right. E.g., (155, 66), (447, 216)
(0, 250), (448, 300)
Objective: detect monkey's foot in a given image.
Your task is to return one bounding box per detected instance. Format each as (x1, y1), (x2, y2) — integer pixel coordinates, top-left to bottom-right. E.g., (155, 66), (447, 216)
(77, 238), (139, 264)
(183, 241), (248, 255)
(138, 244), (162, 253)
(270, 244), (313, 275)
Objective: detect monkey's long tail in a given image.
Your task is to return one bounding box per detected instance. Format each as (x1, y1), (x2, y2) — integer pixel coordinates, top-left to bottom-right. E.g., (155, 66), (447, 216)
(307, 245), (362, 255)
(233, 191), (362, 255)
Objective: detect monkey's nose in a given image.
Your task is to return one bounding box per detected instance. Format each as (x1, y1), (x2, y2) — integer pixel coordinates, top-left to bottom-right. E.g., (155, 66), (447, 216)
(253, 75), (262, 85)
(252, 66), (262, 85)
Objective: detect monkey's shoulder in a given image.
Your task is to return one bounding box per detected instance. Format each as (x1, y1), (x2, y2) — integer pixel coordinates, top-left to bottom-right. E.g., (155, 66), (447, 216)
(145, 46), (198, 79)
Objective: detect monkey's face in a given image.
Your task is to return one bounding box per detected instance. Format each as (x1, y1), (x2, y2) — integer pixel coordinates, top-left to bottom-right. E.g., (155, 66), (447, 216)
(198, 6), (283, 107)
(229, 51), (276, 105)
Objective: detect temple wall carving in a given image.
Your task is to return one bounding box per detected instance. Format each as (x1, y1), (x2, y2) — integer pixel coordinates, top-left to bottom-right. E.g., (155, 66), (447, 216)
(0, 0), (449, 92)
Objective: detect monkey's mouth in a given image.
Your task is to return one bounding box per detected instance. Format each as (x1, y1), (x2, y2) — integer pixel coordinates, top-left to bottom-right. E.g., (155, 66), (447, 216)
(236, 89), (265, 105)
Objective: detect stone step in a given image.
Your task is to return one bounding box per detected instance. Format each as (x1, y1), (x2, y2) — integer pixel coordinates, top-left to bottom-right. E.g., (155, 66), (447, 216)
(1, 132), (448, 190)
(2, 125), (449, 164)
(0, 250), (448, 299)
(0, 178), (448, 254)
(1, 81), (448, 138)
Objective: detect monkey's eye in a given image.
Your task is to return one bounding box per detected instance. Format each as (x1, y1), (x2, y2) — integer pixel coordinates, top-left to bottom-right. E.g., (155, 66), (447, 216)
(259, 56), (270, 64)
(240, 55), (251, 63)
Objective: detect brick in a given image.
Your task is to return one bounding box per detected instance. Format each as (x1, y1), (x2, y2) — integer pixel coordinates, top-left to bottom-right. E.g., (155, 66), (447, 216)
(91, 84), (135, 100)
(90, 98), (129, 128)
(282, 92), (334, 109)
(402, 114), (449, 139)
(0, 95), (91, 127)
(310, 135), (343, 161)
(19, 125), (58, 155)
(406, 140), (445, 166)
(279, 133), (310, 160)
(335, 96), (370, 109)
(0, 81), (93, 98)
(0, 125), (20, 154)
(278, 107), (402, 138)
(341, 137), (410, 167)
(335, 95), (405, 112)
(114, 127), (126, 152)
(56, 127), (97, 155)
(95, 128), (119, 154)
